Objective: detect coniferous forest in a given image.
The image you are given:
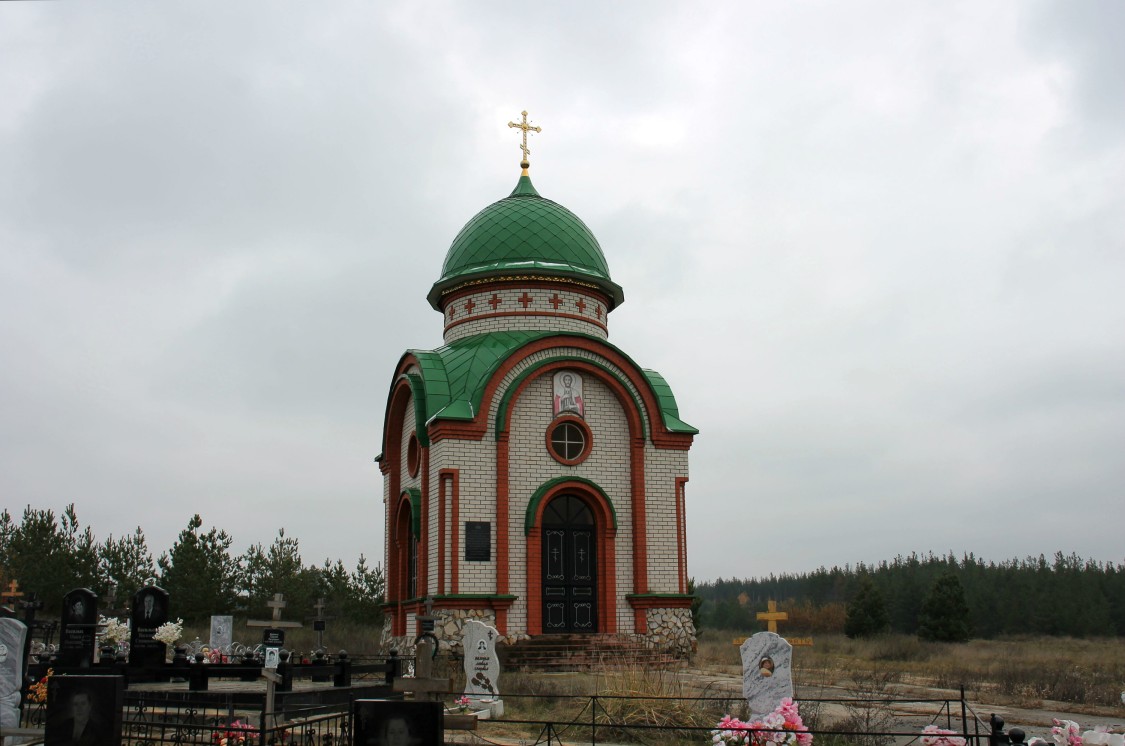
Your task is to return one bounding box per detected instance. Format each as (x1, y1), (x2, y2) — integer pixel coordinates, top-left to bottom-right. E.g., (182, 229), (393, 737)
(0, 505), (384, 625)
(695, 552), (1125, 638)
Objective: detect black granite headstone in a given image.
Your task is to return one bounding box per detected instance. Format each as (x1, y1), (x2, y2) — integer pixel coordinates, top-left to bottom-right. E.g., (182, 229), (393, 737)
(58, 588), (98, 667)
(128, 585), (169, 667)
(45, 673), (123, 745)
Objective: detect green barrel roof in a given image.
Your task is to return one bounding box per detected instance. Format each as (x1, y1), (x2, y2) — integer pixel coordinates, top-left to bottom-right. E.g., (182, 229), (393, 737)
(427, 175), (625, 310)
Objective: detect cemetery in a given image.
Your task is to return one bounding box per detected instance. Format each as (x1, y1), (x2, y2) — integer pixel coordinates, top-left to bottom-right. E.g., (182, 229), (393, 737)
(2, 119), (1122, 746)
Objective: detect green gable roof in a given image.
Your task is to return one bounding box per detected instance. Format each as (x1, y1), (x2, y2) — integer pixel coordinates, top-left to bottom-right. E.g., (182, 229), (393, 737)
(427, 175), (625, 310)
(394, 331), (697, 437)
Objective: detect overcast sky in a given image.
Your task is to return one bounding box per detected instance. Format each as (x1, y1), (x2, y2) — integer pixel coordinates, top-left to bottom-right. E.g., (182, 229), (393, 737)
(2, 1), (1122, 586)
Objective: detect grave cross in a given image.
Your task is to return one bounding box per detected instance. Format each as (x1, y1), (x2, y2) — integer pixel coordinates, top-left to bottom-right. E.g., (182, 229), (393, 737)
(313, 597), (327, 618)
(103, 583), (118, 614)
(756, 599), (788, 634)
(267, 593), (286, 621)
(1, 579), (23, 606)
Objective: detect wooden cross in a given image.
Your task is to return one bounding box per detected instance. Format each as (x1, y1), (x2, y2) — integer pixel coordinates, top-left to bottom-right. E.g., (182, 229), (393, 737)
(507, 110), (542, 169)
(313, 597), (327, 618)
(1, 579), (23, 604)
(103, 583), (118, 612)
(267, 593), (287, 621)
(756, 599), (788, 634)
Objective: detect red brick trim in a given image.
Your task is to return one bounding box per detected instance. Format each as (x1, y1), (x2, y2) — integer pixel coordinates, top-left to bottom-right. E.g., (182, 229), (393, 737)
(545, 414), (594, 466)
(419, 446), (429, 597)
(675, 477), (689, 595)
(625, 595), (693, 610)
(442, 280), (610, 309)
(437, 471), (446, 595)
(445, 309), (608, 335)
(390, 492), (415, 636)
(524, 480), (618, 636)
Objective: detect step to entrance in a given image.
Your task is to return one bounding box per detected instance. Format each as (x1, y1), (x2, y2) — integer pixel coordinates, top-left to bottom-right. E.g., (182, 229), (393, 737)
(498, 634), (681, 672)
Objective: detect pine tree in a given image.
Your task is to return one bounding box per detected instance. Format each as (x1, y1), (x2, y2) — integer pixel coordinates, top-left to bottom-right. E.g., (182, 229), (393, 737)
(844, 574), (889, 638)
(157, 514), (239, 622)
(917, 572), (972, 642)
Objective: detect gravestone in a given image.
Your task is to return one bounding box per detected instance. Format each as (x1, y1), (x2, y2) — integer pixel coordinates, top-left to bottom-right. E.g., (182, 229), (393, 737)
(0, 617), (28, 730)
(128, 585), (170, 667)
(58, 587), (99, 667)
(210, 615), (233, 652)
(462, 620), (503, 715)
(45, 673), (124, 745)
(740, 631), (793, 717)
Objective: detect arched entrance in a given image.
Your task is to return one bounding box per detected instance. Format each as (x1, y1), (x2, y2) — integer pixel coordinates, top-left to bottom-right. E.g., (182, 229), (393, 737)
(541, 494), (597, 633)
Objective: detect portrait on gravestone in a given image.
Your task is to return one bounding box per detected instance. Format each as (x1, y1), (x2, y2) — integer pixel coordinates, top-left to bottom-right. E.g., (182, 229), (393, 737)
(59, 588), (98, 667)
(45, 674), (123, 746)
(0, 618), (29, 729)
(353, 700), (442, 746)
(129, 585), (170, 667)
(740, 632), (793, 717)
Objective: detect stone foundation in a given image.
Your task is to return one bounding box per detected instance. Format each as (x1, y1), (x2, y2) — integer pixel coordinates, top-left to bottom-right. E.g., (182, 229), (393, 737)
(382, 607), (696, 658)
(645, 607), (696, 657)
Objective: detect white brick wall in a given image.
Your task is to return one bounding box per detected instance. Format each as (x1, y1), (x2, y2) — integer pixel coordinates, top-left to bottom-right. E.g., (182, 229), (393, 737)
(443, 285), (610, 343)
(644, 445), (689, 593)
(505, 373), (635, 633)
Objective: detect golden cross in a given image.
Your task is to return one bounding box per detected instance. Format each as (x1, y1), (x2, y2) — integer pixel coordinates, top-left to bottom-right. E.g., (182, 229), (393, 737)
(2, 579), (23, 602)
(756, 599), (789, 634)
(507, 110), (542, 171)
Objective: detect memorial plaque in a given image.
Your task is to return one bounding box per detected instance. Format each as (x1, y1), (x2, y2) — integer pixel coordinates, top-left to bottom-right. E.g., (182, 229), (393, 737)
(262, 628), (285, 646)
(465, 522), (490, 562)
(128, 585), (170, 667)
(58, 588), (98, 667)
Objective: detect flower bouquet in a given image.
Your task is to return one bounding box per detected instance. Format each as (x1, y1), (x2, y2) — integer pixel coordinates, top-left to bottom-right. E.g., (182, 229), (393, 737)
(211, 719), (256, 746)
(454, 695), (471, 714)
(920, 726), (967, 746)
(712, 698), (811, 746)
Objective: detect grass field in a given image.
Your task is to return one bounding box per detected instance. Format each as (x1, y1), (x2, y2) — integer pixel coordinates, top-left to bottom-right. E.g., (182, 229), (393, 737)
(696, 628), (1125, 710)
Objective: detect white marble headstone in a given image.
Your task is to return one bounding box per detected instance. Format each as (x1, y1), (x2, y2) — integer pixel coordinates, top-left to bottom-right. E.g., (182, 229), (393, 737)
(0, 618), (28, 729)
(740, 631), (793, 717)
(210, 615), (233, 651)
(462, 620), (501, 702)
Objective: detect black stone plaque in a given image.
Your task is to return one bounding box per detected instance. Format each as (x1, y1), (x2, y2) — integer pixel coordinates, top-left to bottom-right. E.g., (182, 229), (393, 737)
(58, 588), (98, 667)
(262, 628), (285, 646)
(313, 620), (326, 631)
(465, 521), (490, 562)
(45, 674), (123, 746)
(128, 585), (169, 667)
(354, 699), (443, 746)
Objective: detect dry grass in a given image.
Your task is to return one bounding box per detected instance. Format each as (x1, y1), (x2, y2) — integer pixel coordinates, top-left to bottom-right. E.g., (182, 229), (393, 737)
(696, 628), (1125, 710)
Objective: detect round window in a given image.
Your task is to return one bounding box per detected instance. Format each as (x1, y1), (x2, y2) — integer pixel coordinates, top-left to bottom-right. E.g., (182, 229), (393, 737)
(547, 417), (592, 465)
(407, 433), (420, 477)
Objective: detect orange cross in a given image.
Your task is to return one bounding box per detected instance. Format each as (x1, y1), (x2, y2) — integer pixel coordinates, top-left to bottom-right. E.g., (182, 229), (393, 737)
(756, 599), (788, 634)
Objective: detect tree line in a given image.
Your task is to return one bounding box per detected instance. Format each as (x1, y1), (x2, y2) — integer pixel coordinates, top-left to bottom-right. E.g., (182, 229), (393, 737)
(0, 505), (384, 626)
(695, 551), (1125, 638)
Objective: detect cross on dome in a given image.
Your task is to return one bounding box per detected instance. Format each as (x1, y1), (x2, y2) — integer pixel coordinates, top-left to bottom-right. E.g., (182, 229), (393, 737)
(507, 110), (542, 173)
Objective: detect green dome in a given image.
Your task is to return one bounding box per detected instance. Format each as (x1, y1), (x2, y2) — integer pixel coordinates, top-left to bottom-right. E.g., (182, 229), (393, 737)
(427, 175), (624, 310)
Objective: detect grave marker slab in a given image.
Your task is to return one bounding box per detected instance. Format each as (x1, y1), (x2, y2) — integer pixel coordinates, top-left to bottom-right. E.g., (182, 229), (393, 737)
(45, 673), (124, 745)
(0, 617), (28, 730)
(129, 585), (170, 667)
(59, 587), (98, 667)
(740, 631), (793, 717)
(210, 615), (233, 651)
(463, 619), (503, 714)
